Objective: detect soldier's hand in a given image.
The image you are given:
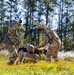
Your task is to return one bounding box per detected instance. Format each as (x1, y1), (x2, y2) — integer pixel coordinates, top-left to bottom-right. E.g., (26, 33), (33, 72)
(34, 45), (41, 49)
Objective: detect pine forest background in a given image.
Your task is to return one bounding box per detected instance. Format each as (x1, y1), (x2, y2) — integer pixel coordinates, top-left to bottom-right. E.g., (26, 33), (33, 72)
(0, 0), (74, 51)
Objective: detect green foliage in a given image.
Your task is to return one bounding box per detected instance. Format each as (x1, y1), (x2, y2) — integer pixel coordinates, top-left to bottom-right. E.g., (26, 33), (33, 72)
(41, 54), (46, 60)
(39, 33), (45, 44)
(0, 0), (74, 51)
(18, 26), (25, 46)
(63, 37), (74, 51)
(0, 23), (9, 42)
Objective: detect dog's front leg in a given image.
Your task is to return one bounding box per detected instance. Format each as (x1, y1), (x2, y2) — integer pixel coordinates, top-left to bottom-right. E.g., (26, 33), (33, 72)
(16, 50), (24, 65)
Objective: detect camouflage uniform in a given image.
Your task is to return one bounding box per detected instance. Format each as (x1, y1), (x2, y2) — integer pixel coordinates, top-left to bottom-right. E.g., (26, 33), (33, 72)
(0, 22), (20, 53)
(15, 45), (39, 64)
(24, 45), (39, 62)
(24, 52), (39, 62)
(7, 22), (20, 45)
(32, 17), (61, 62)
(45, 31), (61, 62)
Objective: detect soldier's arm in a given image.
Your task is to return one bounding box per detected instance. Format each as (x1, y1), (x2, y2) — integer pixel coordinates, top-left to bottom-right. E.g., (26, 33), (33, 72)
(31, 17), (47, 29)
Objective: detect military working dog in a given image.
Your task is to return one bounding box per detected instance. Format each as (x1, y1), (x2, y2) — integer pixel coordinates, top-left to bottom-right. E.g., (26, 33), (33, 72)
(8, 45), (47, 65)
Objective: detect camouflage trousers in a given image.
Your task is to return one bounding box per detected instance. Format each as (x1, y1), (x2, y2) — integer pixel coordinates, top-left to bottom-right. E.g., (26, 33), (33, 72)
(46, 40), (61, 62)
(23, 52), (39, 63)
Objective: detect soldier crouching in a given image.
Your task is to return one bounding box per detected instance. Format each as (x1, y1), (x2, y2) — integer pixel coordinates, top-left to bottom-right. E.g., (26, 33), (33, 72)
(8, 45), (40, 65)
(23, 45), (40, 63)
(31, 17), (61, 62)
(16, 45), (40, 64)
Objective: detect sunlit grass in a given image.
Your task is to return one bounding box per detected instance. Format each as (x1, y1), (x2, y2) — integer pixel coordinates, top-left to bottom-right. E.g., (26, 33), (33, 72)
(0, 54), (74, 75)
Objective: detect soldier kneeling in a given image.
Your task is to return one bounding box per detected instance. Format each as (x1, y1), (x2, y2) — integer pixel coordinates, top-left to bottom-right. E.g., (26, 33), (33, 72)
(8, 45), (40, 65)
(23, 45), (39, 63)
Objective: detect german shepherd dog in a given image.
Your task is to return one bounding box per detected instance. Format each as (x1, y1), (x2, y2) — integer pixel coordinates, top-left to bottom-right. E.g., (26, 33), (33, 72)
(8, 46), (47, 65)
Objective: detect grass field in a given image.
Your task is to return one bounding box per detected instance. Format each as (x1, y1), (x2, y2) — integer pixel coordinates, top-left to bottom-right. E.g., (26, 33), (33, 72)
(0, 53), (74, 75)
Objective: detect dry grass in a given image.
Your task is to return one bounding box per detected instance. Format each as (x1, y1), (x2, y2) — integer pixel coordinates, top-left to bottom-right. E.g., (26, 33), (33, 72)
(0, 53), (74, 75)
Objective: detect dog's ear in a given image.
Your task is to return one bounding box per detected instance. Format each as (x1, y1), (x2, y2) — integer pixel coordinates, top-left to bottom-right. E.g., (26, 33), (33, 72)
(44, 49), (47, 54)
(45, 49), (47, 52)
